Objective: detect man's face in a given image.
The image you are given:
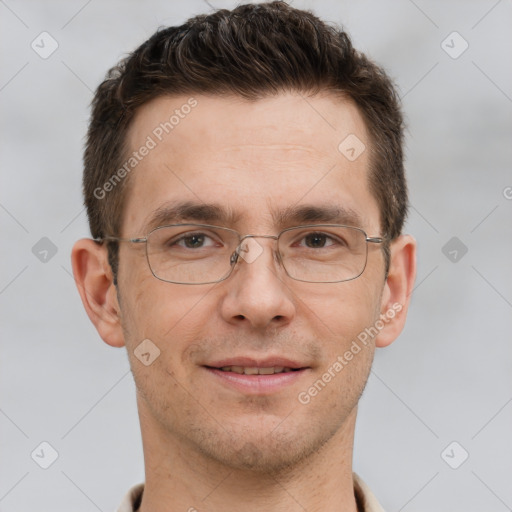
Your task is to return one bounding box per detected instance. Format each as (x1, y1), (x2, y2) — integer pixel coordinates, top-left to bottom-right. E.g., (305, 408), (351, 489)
(117, 92), (386, 471)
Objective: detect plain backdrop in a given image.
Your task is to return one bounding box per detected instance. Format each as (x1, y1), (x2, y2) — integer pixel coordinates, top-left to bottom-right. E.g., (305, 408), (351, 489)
(1, 1), (511, 511)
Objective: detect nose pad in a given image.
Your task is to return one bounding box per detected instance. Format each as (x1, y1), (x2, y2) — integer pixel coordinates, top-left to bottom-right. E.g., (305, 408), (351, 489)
(229, 250), (239, 266)
(274, 248), (284, 267)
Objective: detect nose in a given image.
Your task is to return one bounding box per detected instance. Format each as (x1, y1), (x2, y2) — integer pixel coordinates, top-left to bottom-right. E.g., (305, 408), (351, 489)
(219, 236), (296, 330)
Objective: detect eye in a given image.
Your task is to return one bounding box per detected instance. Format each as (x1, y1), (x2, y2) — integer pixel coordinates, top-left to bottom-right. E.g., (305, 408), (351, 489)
(299, 232), (337, 248)
(174, 232), (218, 249)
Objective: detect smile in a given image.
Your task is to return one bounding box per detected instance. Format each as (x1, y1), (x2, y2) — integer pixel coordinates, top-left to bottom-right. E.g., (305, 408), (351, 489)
(214, 366), (301, 375)
(203, 363), (309, 395)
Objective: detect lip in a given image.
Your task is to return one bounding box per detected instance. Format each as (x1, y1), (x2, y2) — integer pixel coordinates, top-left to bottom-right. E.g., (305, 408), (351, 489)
(202, 356), (310, 395)
(204, 357), (306, 369)
(205, 367), (309, 394)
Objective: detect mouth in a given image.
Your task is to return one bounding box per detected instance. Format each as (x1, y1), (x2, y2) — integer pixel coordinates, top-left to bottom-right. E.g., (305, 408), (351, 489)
(206, 365), (302, 375)
(202, 357), (310, 394)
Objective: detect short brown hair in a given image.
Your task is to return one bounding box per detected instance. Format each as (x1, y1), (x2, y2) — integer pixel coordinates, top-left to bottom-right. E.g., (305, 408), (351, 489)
(84, 1), (407, 279)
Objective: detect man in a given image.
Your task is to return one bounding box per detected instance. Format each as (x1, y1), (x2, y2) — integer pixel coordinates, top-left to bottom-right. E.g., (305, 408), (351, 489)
(71, 2), (416, 510)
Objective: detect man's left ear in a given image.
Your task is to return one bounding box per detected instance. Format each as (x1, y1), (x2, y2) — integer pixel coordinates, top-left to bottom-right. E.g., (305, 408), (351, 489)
(375, 234), (417, 348)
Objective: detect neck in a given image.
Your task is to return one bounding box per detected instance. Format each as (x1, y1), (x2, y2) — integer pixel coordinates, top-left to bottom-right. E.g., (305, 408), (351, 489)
(136, 397), (360, 512)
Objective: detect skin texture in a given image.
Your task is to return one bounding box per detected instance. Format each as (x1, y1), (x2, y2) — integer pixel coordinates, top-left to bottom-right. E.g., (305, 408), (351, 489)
(72, 92), (416, 512)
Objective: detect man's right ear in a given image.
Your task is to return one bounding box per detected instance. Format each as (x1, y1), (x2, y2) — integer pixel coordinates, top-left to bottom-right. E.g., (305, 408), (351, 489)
(71, 239), (125, 348)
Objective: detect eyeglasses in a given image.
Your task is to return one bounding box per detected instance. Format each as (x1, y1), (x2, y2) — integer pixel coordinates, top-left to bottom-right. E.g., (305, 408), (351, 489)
(98, 224), (386, 284)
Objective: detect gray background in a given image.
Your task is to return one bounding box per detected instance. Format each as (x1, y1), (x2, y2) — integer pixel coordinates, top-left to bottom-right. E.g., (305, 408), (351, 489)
(1, 0), (511, 510)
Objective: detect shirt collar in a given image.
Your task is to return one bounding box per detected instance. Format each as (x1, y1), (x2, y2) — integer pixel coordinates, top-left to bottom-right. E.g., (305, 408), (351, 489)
(116, 473), (385, 512)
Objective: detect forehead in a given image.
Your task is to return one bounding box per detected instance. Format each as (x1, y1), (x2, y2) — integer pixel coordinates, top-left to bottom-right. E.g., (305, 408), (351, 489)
(122, 92), (379, 234)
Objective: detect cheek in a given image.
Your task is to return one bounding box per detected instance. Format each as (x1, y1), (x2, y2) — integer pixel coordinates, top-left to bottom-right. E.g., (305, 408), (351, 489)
(296, 278), (381, 346)
(118, 280), (211, 412)
(119, 273), (216, 365)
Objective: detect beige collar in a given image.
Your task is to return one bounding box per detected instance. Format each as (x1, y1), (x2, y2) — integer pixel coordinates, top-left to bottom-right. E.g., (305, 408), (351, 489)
(117, 473), (385, 512)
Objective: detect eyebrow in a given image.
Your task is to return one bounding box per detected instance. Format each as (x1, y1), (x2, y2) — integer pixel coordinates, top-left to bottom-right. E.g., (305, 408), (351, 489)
(143, 201), (241, 232)
(143, 201), (363, 233)
(273, 204), (363, 228)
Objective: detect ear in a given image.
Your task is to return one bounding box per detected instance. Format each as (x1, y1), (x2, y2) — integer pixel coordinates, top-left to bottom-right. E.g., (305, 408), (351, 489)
(375, 234), (417, 348)
(71, 239), (125, 348)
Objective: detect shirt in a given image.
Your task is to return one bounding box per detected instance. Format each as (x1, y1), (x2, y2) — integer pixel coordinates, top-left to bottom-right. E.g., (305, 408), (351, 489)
(116, 473), (385, 512)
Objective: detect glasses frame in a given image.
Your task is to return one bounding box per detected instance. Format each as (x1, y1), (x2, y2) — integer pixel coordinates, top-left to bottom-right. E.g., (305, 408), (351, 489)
(97, 223), (387, 285)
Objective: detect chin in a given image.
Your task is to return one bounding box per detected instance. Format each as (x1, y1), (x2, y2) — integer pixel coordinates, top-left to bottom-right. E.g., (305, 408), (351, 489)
(200, 437), (310, 474)
(189, 414), (342, 475)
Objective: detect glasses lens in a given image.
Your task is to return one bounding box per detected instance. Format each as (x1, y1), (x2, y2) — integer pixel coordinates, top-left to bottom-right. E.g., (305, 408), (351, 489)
(278, 225), (368, 282)
(146, 225), (238, 284)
